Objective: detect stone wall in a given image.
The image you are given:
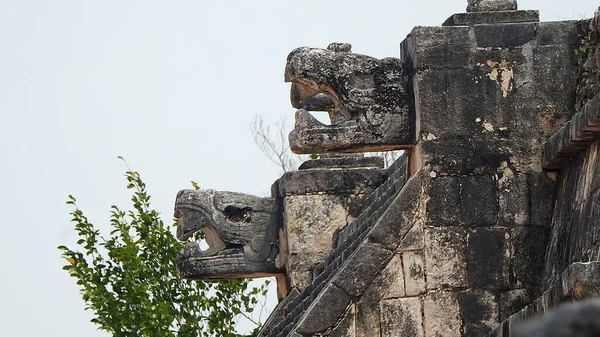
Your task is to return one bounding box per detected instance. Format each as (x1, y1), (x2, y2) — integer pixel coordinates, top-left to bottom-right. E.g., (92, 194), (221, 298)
(258, 5), (600, 337)
(488, 9), (600, 337)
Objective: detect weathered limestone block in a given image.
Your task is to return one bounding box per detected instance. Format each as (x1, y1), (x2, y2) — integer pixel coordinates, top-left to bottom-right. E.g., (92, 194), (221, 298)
(461, 175), (498, 226)
(397, 220), (424, 251)
(498, 171), (529, 226)
(423, 291), (462, 337)
(332, 242), (393, 297)
(285, 43), (415, 154)
(380, 298), (424, 337)
(402, 250), (426, 296)
(425, 227), (468, 289)
(467, 0), (517, 12)
(459, 289), (499, 337)
(295, 283), (350, 335)
(466, 228), (510, 289)
(284, 194), (348, 289)
(443, 10), (539, 26)
(529, 173), (555, 227)
(381, 254), (406, 299)
(511, 227), (547, 291)
(426, 176), (461, 226)
(328, 304), (355, 337)
(356, 284), (382, 337)
(174, 189), (283, 279)
(499, 289), (531, 321)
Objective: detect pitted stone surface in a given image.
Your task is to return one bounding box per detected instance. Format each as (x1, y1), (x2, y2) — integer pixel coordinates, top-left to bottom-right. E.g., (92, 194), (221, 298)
(173, 189), (282, 279)
(295, 283), (350, 335)
(381, 298), (424, 337)
(285, 44), (415, 154)
(424, 291), (462, 336)
(467, 0), (517, 12)
(443, 10), (538, 26)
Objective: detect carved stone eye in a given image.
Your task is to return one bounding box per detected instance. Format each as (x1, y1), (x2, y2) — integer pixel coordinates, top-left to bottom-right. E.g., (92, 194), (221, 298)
(223, 205), (252, 223)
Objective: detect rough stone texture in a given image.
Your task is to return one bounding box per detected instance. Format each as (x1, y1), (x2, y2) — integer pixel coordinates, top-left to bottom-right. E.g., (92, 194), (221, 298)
(512, 227), (548, 292)
(332, 242), (393, 297)
(528, 172), (556, 227)
(285, 44), (415, 154)
(397, 220), (424, 251)
(174, 189), (283, 279)
(425, 227), (468, 289)
(406, 20), (578, 177)
(467, 0), (517, 12)
(259, 288), (299, 337)
(284, 194), (348, 289)
(402, 250), (426, 296)
(298, 156), (384, 170)
(328, 304), (355, 337)
(576, 14), (600, 111)
(459, 289), (499, 337)
(443, 10), (538, 26)
(295, 283), (350, 335)
(499, 289), (530, 322)
(277, 166), (385, 196)
(368, 173), (424, 251)
(542, 138), (600, 289)
(380, 298), (424, 337)
(423, 291), (462, 337)
(250, 9), (597, 337)
(356, 281), (382, 337)
(461, 175), (498, 226)
(542, 93), (600, 169)
(257, 155), (410, 337)
(474, 23), (536, 47)
(498, 172), (529, 226)
(426, 176), (461, 226)
(381, 254), (405, 299)
(466, 228), (510, 289)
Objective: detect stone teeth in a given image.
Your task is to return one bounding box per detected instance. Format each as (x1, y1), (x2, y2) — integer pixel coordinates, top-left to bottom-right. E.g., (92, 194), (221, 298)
(295, 109), (327, 129)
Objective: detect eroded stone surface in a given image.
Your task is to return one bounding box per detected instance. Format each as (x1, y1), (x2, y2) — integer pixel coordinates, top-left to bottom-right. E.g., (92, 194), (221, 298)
(284, 194), (348, 289)
(467, 0), (517, 12)
(381, 254), (406, 299)
(285, 44), (415, 154)
(402, 251), (426, 296)
(425, 227), (468, 289)
(381, 298), (424, 337)
(423, 291), (462, 337)
(174, 189), (282, 279)
(459, 289), (499, 337)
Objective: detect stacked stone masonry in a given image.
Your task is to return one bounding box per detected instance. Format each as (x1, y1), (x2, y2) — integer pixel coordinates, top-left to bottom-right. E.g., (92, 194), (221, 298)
(173, 1), (600, 336)
(259, 3), (598, 337)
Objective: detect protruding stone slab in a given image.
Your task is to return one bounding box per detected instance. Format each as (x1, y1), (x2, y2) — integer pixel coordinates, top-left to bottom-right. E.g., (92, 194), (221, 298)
(443, 10), (538, 26)
(298, 156), (384, 170)
(467, 0), (517, 12)
(542, 92), (600, 170)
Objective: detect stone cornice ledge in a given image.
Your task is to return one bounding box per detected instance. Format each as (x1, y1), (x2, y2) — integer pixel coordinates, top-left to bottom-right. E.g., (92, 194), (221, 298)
(542, 93), (600, 170)
(487, 261), (600, 336)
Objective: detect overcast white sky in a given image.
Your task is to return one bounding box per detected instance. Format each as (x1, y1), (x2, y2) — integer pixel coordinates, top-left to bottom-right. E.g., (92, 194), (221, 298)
(0, 0), (596, 336)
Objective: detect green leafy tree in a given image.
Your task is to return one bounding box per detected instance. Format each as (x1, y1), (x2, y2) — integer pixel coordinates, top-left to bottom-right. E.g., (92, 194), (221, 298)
(58, 161), (268, 337)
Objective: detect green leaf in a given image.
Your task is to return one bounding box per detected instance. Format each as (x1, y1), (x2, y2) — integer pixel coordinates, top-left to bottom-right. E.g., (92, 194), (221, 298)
(58, 164), (269, 336)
